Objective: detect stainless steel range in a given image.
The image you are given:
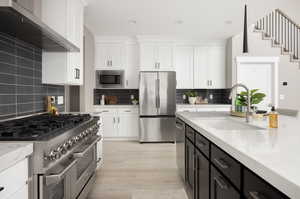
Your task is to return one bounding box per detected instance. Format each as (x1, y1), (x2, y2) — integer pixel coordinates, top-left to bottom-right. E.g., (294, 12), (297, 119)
(0, 113), (101, 199)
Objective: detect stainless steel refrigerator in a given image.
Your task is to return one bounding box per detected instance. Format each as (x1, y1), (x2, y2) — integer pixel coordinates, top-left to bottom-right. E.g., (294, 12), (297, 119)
(139, 71), (176, 143)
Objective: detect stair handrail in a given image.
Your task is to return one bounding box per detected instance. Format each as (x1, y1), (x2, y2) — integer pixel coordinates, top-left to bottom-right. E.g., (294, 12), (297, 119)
(275, 9), (300, 29)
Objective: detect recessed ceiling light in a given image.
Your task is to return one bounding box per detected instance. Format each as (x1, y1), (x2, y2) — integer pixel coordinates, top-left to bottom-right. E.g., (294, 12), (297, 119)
(225, 20), (233, 25)
(128, 20), (137, 24)
(175, 20), (184, 25)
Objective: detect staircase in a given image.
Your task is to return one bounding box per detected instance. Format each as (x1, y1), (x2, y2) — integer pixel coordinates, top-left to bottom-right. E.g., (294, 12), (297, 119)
(254, 9), (300, 64)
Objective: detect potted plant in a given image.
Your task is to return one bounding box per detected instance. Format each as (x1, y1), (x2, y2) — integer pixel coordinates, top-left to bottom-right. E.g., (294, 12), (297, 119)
(186, 91), (198, 105)
(236, 89), (266, 112)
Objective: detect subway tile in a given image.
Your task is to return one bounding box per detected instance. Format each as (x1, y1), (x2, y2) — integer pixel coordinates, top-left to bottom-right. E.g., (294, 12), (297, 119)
(0, 62), (17, 74)
(0, 95), (15, 105)
(34, 70), (42, 79)
(17, 46), (34, 60)
(0, 73), (16, 84)
(0, 84), (16, 94)
(34, 102), (45, 112)
(17, 103), (34, 114)
(0, 51), (15, 65)
(0, 40), (15, 54)
(17, 67), (34, 77)
(0, 105), (16, 115)
(34, 61), (42, 71)
(34, 95), (45, 102)
(17, 95), (34, 104)
(0, 113), (17, 120)
(17, 57), (34, 69)
(34, 53), (42, 62)
(17, 76), (34, 86)
(17, 85), (33, 94)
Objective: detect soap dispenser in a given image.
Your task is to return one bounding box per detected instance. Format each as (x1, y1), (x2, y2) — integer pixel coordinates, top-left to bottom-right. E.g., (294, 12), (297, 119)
(269, 106), (278, 128)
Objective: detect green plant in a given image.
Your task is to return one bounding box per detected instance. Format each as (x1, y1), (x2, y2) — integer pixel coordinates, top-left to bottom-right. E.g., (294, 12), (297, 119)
(236, 89), (266, 106)
(185, 91), (198, 98)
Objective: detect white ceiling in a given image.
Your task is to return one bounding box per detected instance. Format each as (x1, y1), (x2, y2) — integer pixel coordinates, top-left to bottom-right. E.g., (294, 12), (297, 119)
(85, 0), (300, 41)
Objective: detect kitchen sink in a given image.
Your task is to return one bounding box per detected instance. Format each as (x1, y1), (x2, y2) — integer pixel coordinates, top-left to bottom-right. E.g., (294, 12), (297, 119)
(194, 118), (266, 131)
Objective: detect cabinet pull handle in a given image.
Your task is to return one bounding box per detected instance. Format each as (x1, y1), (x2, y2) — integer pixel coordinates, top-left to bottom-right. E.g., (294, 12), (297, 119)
(249, 191), (267, 199)
(124, 110), (131, 112)
(110, 60), (113, 66)
(214, 176), (228, 190)
(126, 80), (129, 86)
(118, 117), (120, 123)
(214, 158), (230, 169)
(0, 187), (4, 192)
(158, 62), (160, 69)
(207, 80), (209, 86)
(106, 60), (109, 66)
(175, 121), (183, 130)
(102, 110), (109, 113)
(113, 117), (115, 123)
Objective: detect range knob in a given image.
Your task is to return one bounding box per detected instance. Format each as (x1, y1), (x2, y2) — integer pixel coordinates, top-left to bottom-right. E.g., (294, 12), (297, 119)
(67, 139), (74, 147)
(48, 150), (60, 161)
(63, 142), (70, 151)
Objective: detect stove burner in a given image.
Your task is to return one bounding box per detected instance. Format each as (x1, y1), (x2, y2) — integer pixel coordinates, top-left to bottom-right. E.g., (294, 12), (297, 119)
(0, 114), (91, 141)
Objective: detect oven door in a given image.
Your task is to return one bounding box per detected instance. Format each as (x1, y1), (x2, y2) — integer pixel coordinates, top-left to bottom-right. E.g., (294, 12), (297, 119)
(39, 158), (77, 199)
(71, 136), (100, 198)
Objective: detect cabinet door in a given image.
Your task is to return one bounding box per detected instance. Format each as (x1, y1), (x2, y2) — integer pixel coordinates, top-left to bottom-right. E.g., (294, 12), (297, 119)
(125, 44), (139, 88)
(102, 112), (118, 138)
(140, 44), (157, 70)
(243, 169), (289, 199)
(108, 44), (123, 68)
(118, 111), (139, 138)
(41, 0), (67, 38)
(66, 0), (77, 45)
(174, 46), (194, 89)
(185, 138), (195, 199)
(208, 47), (226, 89)
(195, 150), (209, 199)
(194, 47), (209, 89)
(95, 44), (110, 68)
(157, 45), (173, 70)
(211, 166), (240, 199)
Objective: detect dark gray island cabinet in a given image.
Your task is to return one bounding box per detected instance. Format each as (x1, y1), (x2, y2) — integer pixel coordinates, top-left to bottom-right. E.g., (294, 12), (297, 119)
(176, 118), (290, 199)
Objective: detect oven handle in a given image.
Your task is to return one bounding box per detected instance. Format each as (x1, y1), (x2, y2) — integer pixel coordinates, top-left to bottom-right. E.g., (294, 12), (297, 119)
(45, 159), (77, 186)
(73, 136), (102, 159)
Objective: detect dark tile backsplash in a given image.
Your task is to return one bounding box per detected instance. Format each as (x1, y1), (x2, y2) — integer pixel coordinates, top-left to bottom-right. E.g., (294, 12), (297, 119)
(0, 32), (65, 120)
(176, 89), (231, 104)
(94, 89), (139, 105)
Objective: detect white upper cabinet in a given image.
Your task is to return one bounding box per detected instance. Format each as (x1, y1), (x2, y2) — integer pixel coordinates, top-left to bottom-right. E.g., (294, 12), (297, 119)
(95, 43), (124, 69)
(193, 46), (226, 89)
(140, 43), (173, 71)
(41, 0), (85, 85)
(174, 46), (194, 89)
(125, 44), (139, 89)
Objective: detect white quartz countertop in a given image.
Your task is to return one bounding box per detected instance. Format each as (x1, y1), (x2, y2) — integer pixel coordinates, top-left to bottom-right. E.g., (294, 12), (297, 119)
(94, 105), (138, 108)
(176, 104), (231, 107)
(0, 143), (33, 173)
(176, 112), (300, 199)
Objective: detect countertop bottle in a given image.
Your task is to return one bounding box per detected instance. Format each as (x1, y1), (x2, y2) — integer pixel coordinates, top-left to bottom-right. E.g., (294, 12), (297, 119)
(269, 106), (278, 128)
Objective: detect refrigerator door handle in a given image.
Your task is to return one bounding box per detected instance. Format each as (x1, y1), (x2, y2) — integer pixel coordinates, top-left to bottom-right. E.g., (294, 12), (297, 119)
(155, 79), (159, 108)
(157, 79), (160, 108)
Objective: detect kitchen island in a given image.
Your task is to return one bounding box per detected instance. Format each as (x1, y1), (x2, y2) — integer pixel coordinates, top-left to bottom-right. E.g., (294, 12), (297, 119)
(176, 111), (300, 199)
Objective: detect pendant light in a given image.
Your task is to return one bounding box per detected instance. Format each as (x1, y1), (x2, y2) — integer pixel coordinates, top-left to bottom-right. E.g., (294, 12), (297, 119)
(243, 4), (249, 53)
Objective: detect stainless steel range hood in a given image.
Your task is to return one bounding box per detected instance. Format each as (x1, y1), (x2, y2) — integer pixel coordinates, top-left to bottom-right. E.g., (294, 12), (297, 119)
(0, 0), (79, 52)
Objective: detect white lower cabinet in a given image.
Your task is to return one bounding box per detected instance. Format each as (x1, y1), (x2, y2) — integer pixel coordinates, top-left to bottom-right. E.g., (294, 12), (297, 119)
(0, 158), (29, 199)
(96, 107), (139, 140)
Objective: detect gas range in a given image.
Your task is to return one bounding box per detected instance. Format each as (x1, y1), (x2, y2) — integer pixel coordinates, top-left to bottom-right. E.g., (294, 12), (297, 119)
(0, 113), (101, 199)
(0, 113), (91, 141)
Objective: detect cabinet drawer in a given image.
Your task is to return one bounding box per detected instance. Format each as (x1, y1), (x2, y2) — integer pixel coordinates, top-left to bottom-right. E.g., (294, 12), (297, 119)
(195, 133), (210, 158)
(118, 108), (139, 114)
(0, 159), (28, 199)
(211, 145), (241, 189)
(243, 169), (289, 199)
(211, 166), (240, 199)
(185, 126), (195, 142)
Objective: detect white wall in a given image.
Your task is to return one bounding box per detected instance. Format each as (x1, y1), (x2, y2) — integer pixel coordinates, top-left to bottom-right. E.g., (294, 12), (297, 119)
(228, 26), (300, 110)
(80, 27), (95, 112)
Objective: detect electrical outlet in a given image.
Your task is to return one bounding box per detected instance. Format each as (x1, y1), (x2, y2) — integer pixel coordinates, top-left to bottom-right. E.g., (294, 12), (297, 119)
(279, 94), (285, 100)
(51, 96), (56, 104)
(57, 96), (64, 105)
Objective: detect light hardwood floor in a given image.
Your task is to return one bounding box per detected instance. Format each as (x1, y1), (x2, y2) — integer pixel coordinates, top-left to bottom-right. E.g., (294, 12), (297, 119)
(88, 141), (188, 199)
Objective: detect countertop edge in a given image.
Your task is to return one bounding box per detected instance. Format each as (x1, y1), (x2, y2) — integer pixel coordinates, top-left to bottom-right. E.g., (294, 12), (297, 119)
(176, 112), (300, 199)
(0, 143), (33, 173)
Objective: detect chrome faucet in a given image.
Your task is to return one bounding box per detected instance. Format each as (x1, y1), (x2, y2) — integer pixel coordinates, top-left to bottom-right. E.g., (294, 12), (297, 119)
(229, 83), (251, 123)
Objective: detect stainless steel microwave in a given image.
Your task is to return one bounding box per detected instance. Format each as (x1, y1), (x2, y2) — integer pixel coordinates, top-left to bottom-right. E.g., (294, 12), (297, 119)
(96, 70), (125, 88)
